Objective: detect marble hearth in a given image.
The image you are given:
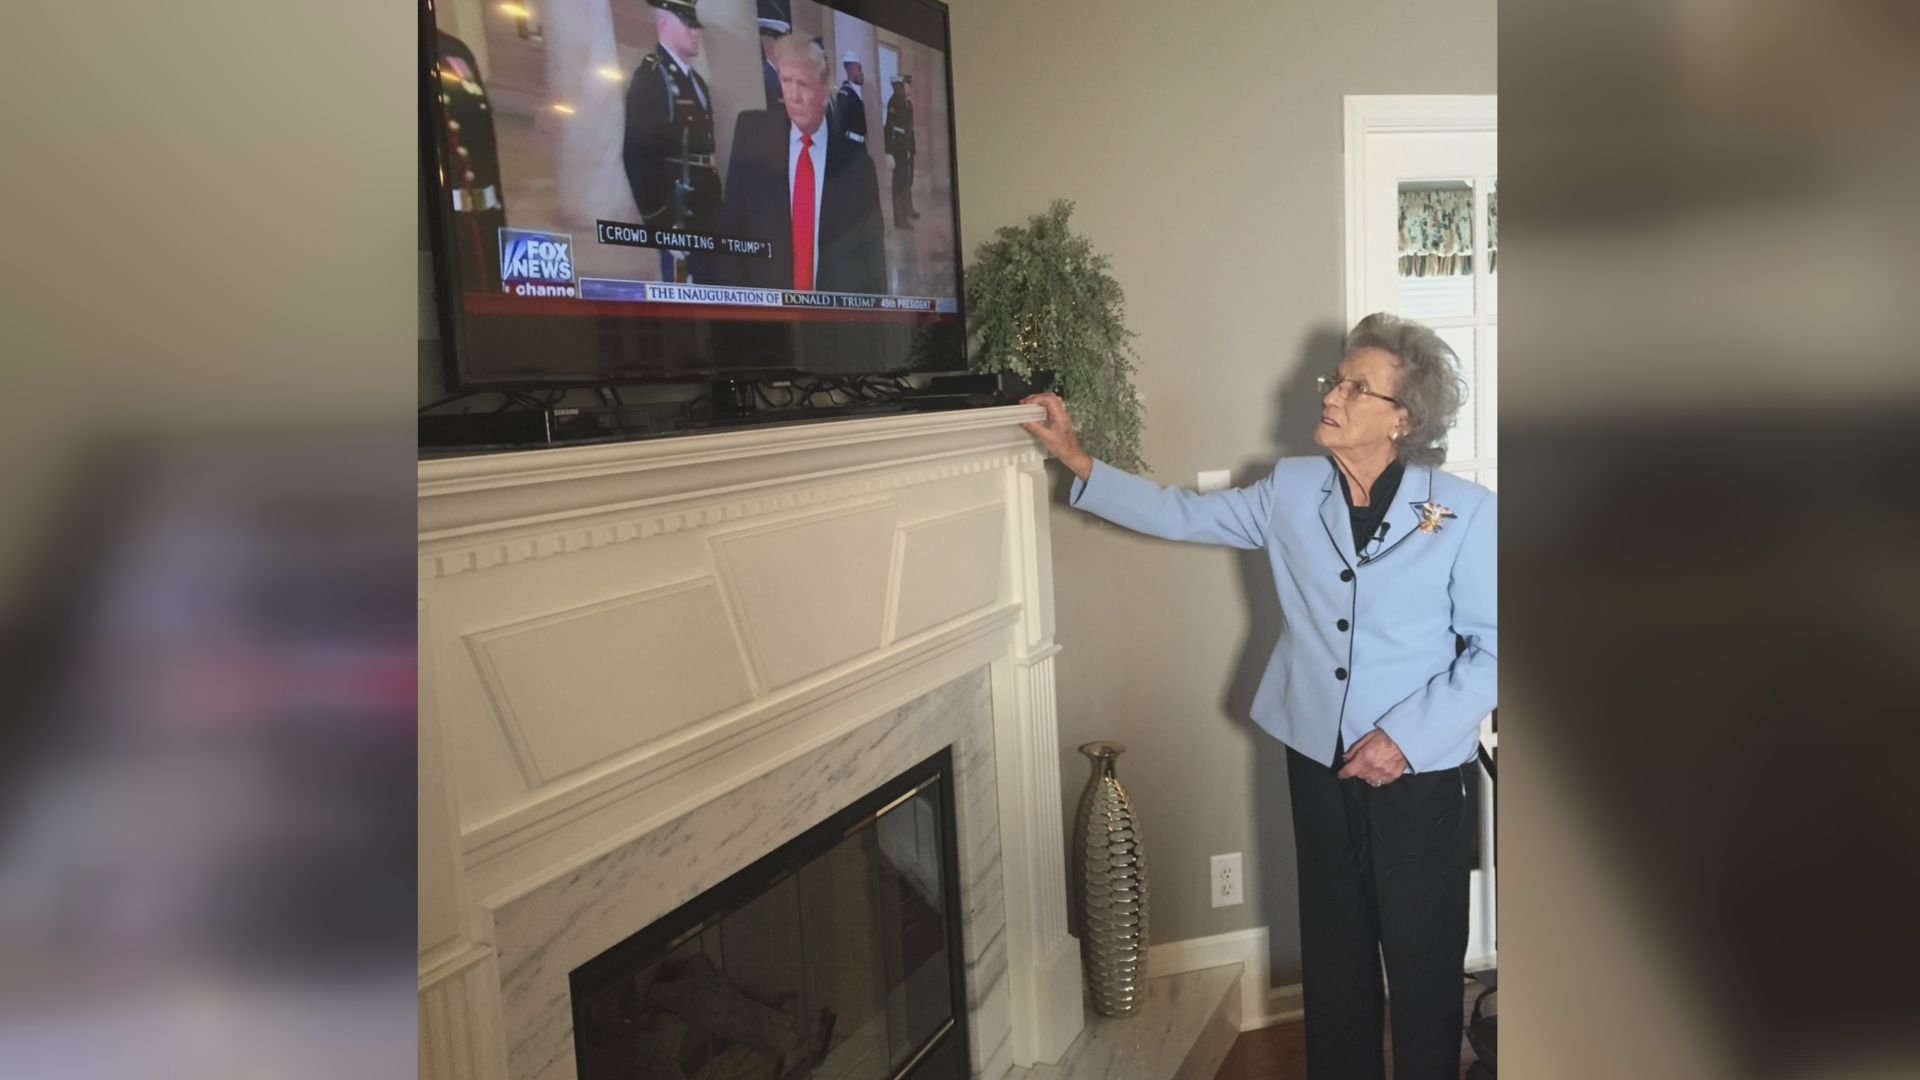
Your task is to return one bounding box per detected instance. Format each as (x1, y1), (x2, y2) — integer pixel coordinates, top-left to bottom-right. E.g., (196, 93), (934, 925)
(418, 408), (1085, 1080)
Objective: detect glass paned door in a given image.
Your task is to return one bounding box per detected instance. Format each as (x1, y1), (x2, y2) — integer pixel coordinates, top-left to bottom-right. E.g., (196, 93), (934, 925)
(1348, 103), (1497, 965)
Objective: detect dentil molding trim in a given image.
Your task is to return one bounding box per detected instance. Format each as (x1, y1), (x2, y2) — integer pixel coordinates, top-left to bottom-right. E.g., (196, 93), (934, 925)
(420, 406), (1049, 577)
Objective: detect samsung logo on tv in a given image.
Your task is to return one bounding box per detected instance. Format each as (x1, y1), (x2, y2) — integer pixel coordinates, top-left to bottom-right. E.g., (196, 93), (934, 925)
(499, 229), (576, 296)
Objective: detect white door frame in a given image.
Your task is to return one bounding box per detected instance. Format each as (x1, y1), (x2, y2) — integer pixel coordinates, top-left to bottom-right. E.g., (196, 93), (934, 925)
(1342, 93), (1499, 972)
(1342, 95), (1497, 327)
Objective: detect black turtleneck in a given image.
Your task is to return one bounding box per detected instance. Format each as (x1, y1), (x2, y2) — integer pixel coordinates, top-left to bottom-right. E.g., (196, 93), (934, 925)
(1337, 457), (1405, 556)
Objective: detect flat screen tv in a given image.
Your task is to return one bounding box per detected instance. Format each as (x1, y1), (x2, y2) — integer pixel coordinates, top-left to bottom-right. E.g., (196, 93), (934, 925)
(421, 0), (966, 389)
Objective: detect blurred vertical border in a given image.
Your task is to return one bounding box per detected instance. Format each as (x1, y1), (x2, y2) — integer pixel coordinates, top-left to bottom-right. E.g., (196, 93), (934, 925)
(1502, 1), (1920, 1077)
(0, 0), (418, 1076)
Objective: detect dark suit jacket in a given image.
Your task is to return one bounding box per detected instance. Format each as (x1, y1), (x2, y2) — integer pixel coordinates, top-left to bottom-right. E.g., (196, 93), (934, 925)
(704, 109), (886, 294)
(762, 55), (783, 110)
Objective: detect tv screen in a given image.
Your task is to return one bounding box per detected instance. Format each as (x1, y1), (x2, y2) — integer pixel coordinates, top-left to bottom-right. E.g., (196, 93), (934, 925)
(423, 0), (965, 388)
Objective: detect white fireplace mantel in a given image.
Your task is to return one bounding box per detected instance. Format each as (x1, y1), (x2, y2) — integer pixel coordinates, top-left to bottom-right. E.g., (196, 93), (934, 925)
(418, 407), (1084, 1080)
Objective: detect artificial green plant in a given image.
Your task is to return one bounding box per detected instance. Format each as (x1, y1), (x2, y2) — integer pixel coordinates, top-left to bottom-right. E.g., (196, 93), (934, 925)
(967, 200), (1146, 472)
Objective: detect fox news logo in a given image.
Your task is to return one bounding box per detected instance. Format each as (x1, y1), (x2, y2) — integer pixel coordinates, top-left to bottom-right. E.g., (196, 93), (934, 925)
(499, 229), (577, 297)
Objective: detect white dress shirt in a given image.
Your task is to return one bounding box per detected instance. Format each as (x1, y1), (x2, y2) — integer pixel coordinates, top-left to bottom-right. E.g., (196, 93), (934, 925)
(787, 118), (828, 287)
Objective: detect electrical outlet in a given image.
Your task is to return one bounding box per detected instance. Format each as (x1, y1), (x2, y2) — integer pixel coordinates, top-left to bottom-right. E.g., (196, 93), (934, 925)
(1196, 469), (1232, 493)
(1210, 852), (1243, 908)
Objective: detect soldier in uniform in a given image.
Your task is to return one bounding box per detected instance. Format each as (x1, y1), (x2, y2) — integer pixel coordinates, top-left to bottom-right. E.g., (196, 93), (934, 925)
(757, 0), (789, 110)
(433, 30), (508, 290)
(621, 0), (722, 282)
(883, 74), (918, 227)
(833, 52), (868, 149)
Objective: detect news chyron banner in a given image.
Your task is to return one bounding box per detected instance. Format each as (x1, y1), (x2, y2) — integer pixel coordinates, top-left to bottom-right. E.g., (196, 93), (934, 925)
(498, 226), (957, 314)
(579, 280), (957, 313)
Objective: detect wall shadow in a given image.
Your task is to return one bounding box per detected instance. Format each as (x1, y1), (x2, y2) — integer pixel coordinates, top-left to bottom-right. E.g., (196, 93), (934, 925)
(1226, 326), (1341, 988)
(1032, 323), (1343, 987)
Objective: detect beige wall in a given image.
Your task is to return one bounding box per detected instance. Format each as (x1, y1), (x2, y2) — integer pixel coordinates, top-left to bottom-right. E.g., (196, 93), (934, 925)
(948, 0), (1495, 981)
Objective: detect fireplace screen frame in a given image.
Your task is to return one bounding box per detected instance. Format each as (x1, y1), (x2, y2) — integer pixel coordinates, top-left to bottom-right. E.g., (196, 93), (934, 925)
(568, 746), (971, 1080)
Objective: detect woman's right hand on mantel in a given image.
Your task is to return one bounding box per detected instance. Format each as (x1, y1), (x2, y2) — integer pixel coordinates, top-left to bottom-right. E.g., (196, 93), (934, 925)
(1019, 393), (1095, 481)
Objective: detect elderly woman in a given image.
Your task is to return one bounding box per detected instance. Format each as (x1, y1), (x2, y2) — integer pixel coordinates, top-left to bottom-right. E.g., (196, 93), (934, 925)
(1021, 312), (1495, 1080)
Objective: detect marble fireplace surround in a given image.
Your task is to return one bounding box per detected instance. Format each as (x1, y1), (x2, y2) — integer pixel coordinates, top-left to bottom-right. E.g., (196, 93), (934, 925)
(498, 669), (1001, 1080)
(418, 407), (1084, 1080)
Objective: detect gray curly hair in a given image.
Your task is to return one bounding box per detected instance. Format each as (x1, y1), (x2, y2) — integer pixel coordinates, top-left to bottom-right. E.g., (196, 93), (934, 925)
(1343, 312), (1467, 468)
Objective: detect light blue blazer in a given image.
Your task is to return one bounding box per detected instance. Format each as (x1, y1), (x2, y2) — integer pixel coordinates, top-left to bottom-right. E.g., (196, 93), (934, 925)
(1069, 457), (1496, 772)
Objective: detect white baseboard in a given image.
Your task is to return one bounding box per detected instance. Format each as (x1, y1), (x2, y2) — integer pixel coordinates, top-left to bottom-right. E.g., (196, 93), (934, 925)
(1147, 927), (1301, 1032)
(1149, 929), (1496, 1034)
(1262, 982), (1305, 1027)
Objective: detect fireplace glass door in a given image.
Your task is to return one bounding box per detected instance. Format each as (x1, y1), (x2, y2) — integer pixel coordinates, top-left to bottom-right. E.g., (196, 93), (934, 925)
(571, 751), (966, 1080)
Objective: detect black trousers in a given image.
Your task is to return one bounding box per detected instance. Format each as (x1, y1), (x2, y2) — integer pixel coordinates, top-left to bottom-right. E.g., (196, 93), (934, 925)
(1287, 741), (1478, 1080)
(892, 156), (915, 219)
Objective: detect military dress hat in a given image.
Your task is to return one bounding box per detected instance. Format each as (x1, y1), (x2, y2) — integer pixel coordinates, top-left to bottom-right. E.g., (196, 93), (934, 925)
(890, 73), (911, 84)
(648, 0), (701, 28)
(841, 50), (860, 66)
(756, 0), (790, 35)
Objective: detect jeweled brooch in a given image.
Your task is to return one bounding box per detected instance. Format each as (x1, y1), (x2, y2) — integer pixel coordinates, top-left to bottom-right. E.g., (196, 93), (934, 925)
(1415, 501), (1457, 534)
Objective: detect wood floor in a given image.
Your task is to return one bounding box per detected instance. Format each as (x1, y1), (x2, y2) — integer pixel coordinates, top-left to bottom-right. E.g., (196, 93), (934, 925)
(1213, 980), (1486, 1080)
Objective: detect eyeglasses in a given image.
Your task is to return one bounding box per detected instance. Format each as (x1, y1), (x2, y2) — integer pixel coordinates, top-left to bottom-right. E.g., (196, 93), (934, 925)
(1316, 373), (1403, 407)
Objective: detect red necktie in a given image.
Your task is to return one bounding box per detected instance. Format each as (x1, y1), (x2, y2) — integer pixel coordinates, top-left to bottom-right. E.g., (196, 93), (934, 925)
(792, 133), (815, 291)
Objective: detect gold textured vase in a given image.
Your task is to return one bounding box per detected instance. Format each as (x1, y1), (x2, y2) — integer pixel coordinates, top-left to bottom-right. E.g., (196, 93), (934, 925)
(1074, 741), (1149, 1017)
